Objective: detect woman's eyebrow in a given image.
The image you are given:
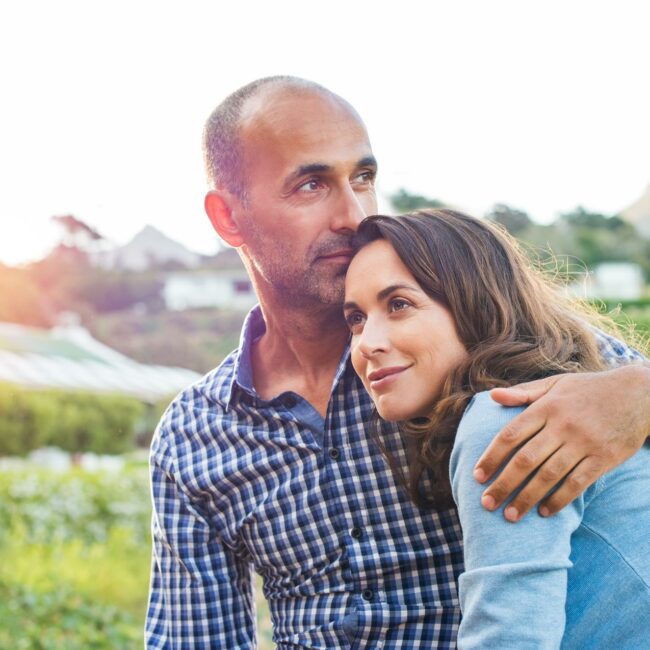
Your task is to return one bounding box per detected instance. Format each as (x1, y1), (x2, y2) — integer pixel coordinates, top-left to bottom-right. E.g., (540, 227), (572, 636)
(343, 283), (419, 311)
(377, 283), (419, 301)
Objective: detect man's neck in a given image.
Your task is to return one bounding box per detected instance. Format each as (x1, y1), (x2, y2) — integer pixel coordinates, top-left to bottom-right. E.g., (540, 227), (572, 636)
(251, 300), (350, 417)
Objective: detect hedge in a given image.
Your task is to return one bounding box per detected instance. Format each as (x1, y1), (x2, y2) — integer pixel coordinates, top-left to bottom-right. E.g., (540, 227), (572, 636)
(0, 383), (145, 456)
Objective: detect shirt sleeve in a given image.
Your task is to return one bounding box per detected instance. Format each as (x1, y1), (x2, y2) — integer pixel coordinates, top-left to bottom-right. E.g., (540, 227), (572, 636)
(449, 392), (586, 650)
(145, 417), (257, 649)
(592, 327), (646, 365)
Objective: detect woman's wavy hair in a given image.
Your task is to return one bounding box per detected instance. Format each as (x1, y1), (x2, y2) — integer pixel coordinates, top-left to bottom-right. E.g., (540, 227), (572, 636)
(352, 208), (617, 509)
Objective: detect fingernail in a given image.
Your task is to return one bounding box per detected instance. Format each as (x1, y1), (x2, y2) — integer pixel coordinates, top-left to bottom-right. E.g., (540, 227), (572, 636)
(505, 506), (519, 522)
(481, 494), (496, 510)
(539, 506), (550, 517)
(473, 467), (486, 483)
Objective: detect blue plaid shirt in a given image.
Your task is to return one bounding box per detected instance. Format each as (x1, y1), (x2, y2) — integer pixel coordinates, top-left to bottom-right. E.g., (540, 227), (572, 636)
(146, 306), (642, 649)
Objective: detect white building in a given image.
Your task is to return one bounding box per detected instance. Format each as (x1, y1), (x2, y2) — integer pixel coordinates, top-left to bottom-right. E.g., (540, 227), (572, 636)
(163, 269), (257, 311)
(569, 262), (644, 301)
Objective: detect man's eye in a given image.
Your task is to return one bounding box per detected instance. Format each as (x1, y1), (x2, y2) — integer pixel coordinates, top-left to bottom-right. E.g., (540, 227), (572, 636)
(355, 170), (376, 184)
(297, 179), (323, 192)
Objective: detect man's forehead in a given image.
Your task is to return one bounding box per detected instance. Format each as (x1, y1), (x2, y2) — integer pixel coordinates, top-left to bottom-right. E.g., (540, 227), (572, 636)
(240, 86), (364, 140)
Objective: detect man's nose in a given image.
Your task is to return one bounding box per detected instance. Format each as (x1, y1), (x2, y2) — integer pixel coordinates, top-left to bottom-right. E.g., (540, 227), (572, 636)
(331, 184), (368, 233)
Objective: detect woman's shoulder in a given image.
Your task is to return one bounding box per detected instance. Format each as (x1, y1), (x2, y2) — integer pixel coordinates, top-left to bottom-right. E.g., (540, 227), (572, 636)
(455, 390), (526, 449)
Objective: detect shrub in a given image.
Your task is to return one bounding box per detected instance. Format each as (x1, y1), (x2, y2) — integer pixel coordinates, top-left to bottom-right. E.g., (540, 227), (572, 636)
(0, 384), (145, 455)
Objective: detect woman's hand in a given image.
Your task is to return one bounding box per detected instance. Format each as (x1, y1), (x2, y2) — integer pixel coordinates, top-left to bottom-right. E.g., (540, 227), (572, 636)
(473, 362), (650, 521)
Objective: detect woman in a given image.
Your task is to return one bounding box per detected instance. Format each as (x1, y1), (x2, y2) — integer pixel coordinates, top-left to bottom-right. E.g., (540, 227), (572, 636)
(343, 209), (650, 648)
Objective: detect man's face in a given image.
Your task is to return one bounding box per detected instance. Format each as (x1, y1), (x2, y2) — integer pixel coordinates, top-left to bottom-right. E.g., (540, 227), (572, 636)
(233, 89), (378, 307)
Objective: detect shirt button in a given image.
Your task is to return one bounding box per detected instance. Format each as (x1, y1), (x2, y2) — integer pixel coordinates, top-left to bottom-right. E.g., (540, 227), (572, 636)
(362, 589), (374, 601)
(350, 527), (363, 539)
(328, 447), (340, 460)
(284, 396), (297, 408)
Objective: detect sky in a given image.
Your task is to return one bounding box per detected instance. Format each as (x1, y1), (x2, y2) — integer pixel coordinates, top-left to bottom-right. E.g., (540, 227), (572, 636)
(1, 0), (649, 265)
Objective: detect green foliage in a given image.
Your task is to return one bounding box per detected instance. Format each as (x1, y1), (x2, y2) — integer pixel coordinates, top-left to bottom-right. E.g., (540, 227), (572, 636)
(596, 299), (650, 352)
(0, 465), (275, 649)
(389, 188), (446, 213)
(486, 203), (533, 236)
(0, 468), (150, 649)
(0, 468), (151, 546)
(0, 581), (141, 649)
(90, 308), (244, 373)
(0, 384), (145, 456)
(515, 207), (650, 281)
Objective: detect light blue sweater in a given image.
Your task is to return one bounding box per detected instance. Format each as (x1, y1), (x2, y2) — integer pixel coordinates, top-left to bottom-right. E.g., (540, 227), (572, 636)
(450, 391), (650, 649)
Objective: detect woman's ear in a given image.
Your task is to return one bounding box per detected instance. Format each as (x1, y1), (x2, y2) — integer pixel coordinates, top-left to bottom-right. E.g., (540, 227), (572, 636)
(204, 190), (244, 247)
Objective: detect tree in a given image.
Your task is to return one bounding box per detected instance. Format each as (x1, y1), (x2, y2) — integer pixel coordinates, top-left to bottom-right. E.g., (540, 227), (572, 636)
(51, 215), (105, 250)
(486, 203), (533, 236)
(389, 188), (446, 213)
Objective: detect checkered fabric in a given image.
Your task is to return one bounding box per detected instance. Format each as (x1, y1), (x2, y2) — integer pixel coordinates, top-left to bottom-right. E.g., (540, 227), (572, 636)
(145, 307), (642, 649)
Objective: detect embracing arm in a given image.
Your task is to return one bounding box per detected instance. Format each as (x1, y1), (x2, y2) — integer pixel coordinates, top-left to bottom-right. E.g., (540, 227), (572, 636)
(451, 393), (586, 648)
(475, 358), (650, 521)
(146, 429), (256, 649)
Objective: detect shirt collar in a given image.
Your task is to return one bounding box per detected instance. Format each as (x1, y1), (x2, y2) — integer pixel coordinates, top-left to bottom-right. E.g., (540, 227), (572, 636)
(225, 304), (265, 408)
(225, 304), (354, 409)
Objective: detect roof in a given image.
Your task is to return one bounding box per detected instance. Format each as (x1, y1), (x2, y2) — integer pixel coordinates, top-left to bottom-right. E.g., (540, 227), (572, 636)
(0, 322), (201, 402)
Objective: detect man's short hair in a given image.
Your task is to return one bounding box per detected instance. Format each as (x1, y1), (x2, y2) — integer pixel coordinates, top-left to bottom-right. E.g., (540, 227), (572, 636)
(202, 76), (333, 201)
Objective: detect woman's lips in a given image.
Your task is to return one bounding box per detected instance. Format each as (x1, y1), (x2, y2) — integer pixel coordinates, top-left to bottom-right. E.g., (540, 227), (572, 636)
(367, 366), (409, 390)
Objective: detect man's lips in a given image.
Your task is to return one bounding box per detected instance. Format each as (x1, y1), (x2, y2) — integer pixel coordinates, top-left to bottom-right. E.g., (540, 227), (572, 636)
(317, 249), (354, 262)
(367, 366), (410, 388)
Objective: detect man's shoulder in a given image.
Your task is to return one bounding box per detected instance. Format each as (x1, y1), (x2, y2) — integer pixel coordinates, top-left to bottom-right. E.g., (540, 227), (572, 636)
(153, 348), (240, 449)
(593, 327), (645, 365)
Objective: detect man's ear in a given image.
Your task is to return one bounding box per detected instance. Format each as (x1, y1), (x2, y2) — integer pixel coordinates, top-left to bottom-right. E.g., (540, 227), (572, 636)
(204, 190), (244, 247)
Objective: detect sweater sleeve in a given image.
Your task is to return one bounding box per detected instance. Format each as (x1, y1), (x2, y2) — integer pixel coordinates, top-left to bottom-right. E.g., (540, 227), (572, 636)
(449, 392), (585, 650)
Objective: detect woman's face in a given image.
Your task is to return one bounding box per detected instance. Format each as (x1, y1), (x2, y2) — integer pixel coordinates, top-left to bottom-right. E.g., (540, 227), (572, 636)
(344, 239), (467, 421)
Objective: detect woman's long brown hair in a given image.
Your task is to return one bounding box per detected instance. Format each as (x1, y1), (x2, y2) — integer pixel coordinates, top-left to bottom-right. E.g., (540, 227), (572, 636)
(352, 209), (620, 509)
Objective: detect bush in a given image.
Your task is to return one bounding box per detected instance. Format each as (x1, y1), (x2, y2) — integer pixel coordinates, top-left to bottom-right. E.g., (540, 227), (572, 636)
(0, 467), (150, 648)
(0, 580), (142, 650)
(0, 384), (145, 456)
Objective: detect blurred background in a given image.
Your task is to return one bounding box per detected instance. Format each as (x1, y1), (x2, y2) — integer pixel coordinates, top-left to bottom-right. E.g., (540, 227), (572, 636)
(1, 1), (649, 648)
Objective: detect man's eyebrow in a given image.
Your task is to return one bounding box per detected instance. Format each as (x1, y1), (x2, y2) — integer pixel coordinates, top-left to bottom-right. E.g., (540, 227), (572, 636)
(357, 155), (378, 170)
(285, 163), (332, 187)
(285, 156), (378, 188)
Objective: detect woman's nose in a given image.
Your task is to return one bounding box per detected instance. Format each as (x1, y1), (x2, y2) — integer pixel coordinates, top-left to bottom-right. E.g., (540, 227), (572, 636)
(357, 318), (390, 357)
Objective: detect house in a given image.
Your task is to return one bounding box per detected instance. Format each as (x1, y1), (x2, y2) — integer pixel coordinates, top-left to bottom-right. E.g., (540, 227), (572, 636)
(162, 247), (257, 311)
(568, 262), (644, 301)
(163, 269), (256, 311)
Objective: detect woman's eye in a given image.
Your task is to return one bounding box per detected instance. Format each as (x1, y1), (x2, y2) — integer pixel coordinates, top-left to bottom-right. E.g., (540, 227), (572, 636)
(345, 312), (365, 331)
(389, 298), (411, 312)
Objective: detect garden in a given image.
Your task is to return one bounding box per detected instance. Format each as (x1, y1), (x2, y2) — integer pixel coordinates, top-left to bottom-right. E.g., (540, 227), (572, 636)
(0, 457), (274, 649)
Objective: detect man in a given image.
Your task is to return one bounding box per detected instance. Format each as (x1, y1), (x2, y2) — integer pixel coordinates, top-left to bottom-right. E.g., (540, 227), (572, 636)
(146, 76), (649, 648)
